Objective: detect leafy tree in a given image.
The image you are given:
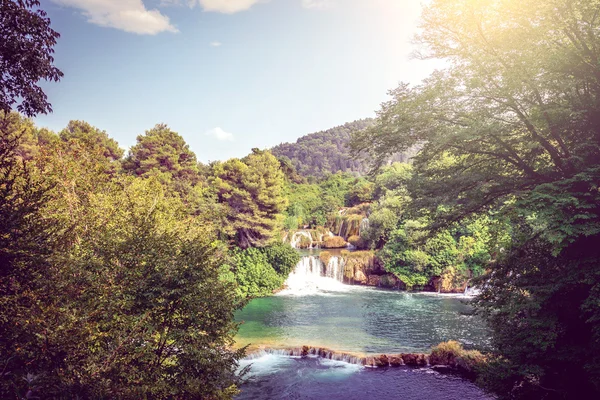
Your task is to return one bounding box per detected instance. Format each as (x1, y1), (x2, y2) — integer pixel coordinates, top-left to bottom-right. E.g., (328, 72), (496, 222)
(59, 120), (123, 162)
(211, 149), (287, 249)
(345, 178), (374, 206)
(230, 248), (286, 298)
(123, 124), (199, 183)
(259, 242), (300, 277)
(0, 0), (63, 116)
(356, 0), (600, 396)
(0, 114), (57, 399)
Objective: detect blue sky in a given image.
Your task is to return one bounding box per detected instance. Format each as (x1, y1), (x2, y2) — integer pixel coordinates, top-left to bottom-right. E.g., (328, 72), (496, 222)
(35, 0), (440, 162)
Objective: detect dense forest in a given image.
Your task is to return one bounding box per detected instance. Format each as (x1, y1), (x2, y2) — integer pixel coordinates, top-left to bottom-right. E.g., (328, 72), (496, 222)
(2, 0), (600, 399)
(271, 119), (417, 178)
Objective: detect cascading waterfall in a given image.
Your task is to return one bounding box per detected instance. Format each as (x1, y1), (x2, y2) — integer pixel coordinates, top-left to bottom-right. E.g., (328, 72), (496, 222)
(325, 256), (345, 282)
(359, 217), (369, 236)
(290, 231), (314, 249)
(280, 256), (347, 295)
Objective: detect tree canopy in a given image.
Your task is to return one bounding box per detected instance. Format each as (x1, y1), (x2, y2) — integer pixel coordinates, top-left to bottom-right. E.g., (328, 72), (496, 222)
(0, 0), (63, 116)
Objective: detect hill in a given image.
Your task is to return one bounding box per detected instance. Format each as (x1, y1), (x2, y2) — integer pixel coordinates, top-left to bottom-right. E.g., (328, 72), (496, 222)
(271, 119), (414, 178)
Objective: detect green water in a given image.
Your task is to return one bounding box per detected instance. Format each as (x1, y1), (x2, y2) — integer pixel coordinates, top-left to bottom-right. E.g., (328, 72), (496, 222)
(235, 286), (489, 355)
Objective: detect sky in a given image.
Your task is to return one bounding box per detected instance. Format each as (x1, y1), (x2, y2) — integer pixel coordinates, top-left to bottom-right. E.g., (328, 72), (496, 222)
(35, 0), (440, 162)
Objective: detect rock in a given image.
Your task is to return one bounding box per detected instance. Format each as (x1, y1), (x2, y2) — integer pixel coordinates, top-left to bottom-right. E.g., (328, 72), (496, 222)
(401, 353), (418, 366)
(374, 354), (389, 367)
(363, 357), (375, 367)
(354, 270), (367, 284)
(301, 345), (309, 357)
(367, 275), (381, 286)
(389, 355), (404, 367)
(379, 274), (398, 288)
(431, 365), (456, 374)
(401, 353), (427, 366)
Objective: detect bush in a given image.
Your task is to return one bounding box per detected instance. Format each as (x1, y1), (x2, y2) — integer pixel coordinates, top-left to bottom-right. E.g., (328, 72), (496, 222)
(319, 251), (332, 266)
(429, 341), (486, 378)
(260, 242), (300, 276)
(232, 248), (285, 298)
(347, 235), (367, 249)
(323, 236), (347, 248)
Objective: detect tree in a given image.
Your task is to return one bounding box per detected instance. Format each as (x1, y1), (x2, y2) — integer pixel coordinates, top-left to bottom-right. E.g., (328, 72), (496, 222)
(0, 0), (63, 116)
(0, 114), (57, 399)
(355, 0), (600, 397)
(211, 149), (287, 249)
(59, 120), (123, 162)
(123, 124), (199, 183)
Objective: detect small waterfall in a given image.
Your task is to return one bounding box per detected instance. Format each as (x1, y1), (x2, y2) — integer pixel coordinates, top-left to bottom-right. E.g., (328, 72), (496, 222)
(464, 285), (481, 296)
(359, 217), (369, 236)
(290, 231), (314, 249)
(325, 257), (345, 283)
(243, 347), (364, 366)
(280, 256), (347, 295)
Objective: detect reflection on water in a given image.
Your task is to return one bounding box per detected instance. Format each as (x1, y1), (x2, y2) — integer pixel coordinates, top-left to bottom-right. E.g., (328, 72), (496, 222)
(237, 355), (492, 400)
(235, 287), (490, 354)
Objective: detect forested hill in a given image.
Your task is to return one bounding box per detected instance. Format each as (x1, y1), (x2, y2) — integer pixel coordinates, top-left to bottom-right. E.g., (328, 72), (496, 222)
(270, 120), (372, 177)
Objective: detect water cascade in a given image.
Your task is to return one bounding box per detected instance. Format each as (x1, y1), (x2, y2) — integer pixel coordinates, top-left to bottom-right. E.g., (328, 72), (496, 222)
(464, 285), (481, 297)
(359, 218), (369, 236)
(290, 230), (314, 249)
(325, 256), (345, 282)
(280, 256), (347, 295)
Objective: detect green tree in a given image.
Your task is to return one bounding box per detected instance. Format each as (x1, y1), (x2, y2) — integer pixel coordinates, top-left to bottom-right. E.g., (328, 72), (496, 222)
(0, 0), (63, 116)
(355, 0), (600, 397)
(123, 124), (199, 183)
(59, 120), (123, 162)
(211, 149), (287, 249)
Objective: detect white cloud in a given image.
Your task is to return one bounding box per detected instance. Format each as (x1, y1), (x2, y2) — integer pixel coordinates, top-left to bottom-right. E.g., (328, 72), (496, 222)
(198, 0), (263, 14)
(210, 41), (222, 47)
(205, 127), (234, 141)
(51, 0), (177, 35)
(302, 0), (334, 9)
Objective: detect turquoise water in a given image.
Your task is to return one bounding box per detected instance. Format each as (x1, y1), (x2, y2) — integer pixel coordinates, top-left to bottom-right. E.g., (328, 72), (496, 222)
(235, 286), (489, 354)
(237, 354), (492, 400)
(234, 262), (492, 399)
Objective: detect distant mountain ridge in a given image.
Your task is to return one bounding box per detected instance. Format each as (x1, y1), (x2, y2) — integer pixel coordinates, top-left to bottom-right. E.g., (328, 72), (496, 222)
(271, 119), (413, 178)
(271, 119), (374, 178)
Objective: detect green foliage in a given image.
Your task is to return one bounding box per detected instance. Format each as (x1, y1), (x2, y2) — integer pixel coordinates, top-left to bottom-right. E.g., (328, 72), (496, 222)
(271, 120), (374, 177)
(379, 216), (499, 291)
(0, 0), (63, 116)
(356, 0), (600, 396)
(230, 248), (286, 299)
(1, 122), (244, 398)
(59, 120), (123, 162)
(123, 123), (199, 184)
(211, 149), (287, 249)
(345, 178), (374, 206)
(259, 242), (300, 277)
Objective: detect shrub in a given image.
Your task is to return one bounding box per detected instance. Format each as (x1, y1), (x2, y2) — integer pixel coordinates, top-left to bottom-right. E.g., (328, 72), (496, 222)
(347, 235), (367, 249)
(232, 248), (285, 298)
(323, 236), (347, 248)
(260, 242), (300, 276)
(319, 251), (332, 266)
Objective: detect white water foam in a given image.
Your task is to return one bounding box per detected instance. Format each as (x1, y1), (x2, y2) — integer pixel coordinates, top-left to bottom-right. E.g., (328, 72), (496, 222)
(278, 256), (350, 296)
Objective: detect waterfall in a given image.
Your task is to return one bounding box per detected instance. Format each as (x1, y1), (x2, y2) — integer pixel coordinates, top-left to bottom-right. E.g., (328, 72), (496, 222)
(464, 285), (481, 297)
(359, 217), (369, 236)
(290, 231), (314, 249)
(325, 257), (345, 283)
(279, 256), (347, 295)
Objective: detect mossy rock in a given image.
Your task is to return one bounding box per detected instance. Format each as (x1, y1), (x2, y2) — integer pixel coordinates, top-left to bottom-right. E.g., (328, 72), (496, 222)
(322, 236), (347, 248)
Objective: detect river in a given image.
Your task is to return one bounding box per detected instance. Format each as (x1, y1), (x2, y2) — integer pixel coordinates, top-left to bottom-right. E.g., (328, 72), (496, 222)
(234, 255), (493, 399)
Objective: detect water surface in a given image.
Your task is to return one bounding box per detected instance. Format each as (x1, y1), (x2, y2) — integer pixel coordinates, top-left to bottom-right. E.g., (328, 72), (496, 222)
(237, 354), (492, 400)
(235, 286), (489, 354)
